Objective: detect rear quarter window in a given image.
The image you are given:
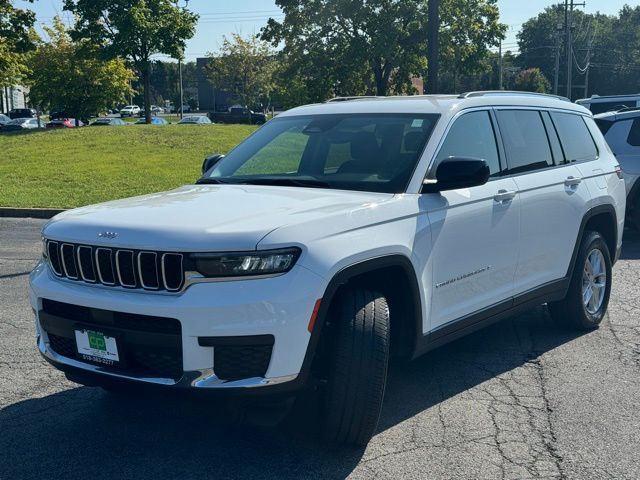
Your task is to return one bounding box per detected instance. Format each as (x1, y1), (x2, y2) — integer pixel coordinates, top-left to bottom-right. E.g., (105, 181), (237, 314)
(550, 112), (598, 162)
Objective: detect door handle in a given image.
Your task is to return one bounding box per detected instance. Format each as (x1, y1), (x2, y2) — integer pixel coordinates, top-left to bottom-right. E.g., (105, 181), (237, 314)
(494, 189), (516, 204)
(564, 176), (582, 187)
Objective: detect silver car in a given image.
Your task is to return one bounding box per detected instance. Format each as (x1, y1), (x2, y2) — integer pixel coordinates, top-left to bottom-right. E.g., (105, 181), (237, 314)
(595, 108), (640, 229)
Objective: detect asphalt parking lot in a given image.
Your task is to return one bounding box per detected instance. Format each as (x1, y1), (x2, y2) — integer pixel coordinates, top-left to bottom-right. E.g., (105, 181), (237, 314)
(1, 217), (640, 480)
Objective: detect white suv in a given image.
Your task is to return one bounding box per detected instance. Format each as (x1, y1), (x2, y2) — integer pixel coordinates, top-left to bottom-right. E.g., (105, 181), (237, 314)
(119, 105), (140, 117)
(594, 108), (640, 230)
(30, 92), (625, 446)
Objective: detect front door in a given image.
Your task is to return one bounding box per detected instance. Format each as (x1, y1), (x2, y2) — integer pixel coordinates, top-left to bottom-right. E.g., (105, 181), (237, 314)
(422, 110), (520, 332)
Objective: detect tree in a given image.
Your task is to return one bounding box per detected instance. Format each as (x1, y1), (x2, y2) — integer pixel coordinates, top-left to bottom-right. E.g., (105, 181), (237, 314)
(28, 18), (134, 125)
(261, 0), (506, 100)
(205, 34), (276, 114)
(0, 0), (37, 90)
(514, 67), (550, 93)
(63, 0), (198, 123)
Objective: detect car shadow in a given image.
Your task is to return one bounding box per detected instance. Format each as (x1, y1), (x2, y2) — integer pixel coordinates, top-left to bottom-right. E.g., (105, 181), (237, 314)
(0, 304), (587, 480)
(620, 227), (640, 259)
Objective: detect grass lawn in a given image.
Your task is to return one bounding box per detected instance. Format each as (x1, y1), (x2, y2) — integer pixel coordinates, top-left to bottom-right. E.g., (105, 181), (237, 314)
(0, 124), (257, 209)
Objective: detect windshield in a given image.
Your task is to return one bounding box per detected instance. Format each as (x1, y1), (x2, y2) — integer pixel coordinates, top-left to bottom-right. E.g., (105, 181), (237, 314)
(202, 113), (439, 193)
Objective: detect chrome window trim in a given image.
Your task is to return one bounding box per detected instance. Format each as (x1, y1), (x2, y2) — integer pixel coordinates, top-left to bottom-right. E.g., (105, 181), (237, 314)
(115, 250), (137, 288)
(95, 247), (116, 286)
(76, 245), (96, 283)
(161, 253), (184, 292)
(61, 243), (79, 280)
(138, 251), (160, 290)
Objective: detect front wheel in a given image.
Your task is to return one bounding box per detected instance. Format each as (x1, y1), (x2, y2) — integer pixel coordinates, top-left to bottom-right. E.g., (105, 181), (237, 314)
(321, 288), (390, 446)
(548, 230), (612, 330)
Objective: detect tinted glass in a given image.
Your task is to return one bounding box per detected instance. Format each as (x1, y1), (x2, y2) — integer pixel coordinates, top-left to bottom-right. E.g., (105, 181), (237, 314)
(496, 110), (553, 174)
(206, 114), (439, 193)
(434, 111), (500, 176)
(551, 112), (598, 162)
(594, 118), (614, 136)
(627, 119), (640, 147)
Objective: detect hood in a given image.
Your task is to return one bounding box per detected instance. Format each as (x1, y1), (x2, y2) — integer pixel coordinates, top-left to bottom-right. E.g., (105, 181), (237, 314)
(43, 184), (393, 252)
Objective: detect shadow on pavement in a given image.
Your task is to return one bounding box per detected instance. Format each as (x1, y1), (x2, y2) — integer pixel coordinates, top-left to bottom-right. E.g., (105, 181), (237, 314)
(620, 227), (640, 260)
(0, 304), (586, 480)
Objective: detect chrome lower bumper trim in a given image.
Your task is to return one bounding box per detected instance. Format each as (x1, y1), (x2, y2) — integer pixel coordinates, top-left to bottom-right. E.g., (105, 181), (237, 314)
(39, 337), (298, 389)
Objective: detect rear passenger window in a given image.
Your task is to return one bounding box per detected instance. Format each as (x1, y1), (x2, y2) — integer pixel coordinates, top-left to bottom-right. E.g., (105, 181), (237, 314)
(434, 111), (500, 176)
(550, 112), (598, 162)
(496, 110), (553, 174)
(627, 119), (640, 147)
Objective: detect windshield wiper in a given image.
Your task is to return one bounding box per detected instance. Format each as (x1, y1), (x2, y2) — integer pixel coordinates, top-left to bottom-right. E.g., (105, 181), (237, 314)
(232, 177), (331, 188)
(195, 177), (235, 185)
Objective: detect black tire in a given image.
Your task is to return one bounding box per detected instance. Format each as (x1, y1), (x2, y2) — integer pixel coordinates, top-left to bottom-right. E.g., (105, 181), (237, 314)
(321, 288), (390, 446)
(548, 230), (612, 330)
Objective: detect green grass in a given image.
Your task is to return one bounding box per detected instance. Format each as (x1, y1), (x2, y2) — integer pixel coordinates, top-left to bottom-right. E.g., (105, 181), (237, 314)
(0, 124), (257, 209)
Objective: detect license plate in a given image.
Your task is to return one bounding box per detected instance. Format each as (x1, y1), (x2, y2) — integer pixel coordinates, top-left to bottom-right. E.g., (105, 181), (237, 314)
(74, 329), (120, 366)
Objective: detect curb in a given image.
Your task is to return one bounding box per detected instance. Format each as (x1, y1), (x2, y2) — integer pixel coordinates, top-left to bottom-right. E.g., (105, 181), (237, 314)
(0, 208), (65, 219)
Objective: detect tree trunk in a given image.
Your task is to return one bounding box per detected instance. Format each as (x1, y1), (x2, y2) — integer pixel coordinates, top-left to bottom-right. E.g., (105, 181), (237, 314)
(142, 61), (152, 124)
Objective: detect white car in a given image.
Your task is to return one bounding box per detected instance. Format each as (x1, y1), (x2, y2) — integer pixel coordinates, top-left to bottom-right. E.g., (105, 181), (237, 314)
(595, 108), (640, 230)
(30, 91), (625, 446)
(119, 105), (140, 117)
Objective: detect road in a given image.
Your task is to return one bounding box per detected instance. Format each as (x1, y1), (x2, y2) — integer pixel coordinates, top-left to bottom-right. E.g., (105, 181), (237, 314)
(1, 217), (640, 480)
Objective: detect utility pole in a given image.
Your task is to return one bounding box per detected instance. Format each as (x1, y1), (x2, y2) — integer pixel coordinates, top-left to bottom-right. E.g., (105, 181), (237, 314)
(498, 41), (503, 90)
(564, 0), (585, 100)
(178, 54), (184, 119)
(426, 0), (440, 94)
(553, 23), (562, 95)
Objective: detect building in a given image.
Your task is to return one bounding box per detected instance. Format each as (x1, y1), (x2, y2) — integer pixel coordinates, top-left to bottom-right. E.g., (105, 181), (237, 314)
(1, 85), (28, 113)
(196, 57), (235, 112)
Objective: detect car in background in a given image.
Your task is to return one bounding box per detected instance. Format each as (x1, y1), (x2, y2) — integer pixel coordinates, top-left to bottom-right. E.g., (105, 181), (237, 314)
(46, 118), (84, 129)
(138, 105), (165, 117)
(120, 105), (141, 117)
(209, 107), (267, 125)
(90, 118), (127, 126)
(177, 115), (212, 125)
(594, 107), (640, 230)
(134, 117), (168, 125)
(0, 113), (10, 126)
(1, 117), (45, 132)
(576, 94), (640, 114)
(8, 108), (37, 119)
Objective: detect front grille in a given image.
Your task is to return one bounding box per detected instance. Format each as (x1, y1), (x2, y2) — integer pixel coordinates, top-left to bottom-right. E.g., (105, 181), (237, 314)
(214, 344), (273, 381)
(42, 300), (183, 380)
(45, 240), (184, 292)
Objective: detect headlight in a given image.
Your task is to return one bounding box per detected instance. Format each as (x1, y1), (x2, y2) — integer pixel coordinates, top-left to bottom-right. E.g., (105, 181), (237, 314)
(189, 248), (301, 277)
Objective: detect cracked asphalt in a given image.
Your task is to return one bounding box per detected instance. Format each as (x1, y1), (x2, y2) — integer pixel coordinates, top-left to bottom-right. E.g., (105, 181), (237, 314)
(1, 217), (640, 480)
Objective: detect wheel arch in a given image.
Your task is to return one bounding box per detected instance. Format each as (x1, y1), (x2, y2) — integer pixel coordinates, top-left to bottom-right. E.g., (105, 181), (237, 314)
(568, 204), (618, 275)
(301, 255), (423, 382)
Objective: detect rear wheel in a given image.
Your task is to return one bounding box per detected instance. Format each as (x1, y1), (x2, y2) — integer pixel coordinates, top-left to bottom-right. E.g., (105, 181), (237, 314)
(548, 230), (612, 330)
(321, 287), (390, 446)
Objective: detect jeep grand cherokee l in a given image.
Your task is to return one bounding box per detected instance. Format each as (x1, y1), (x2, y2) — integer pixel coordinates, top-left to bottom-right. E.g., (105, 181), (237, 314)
(30, 91), (625, 446)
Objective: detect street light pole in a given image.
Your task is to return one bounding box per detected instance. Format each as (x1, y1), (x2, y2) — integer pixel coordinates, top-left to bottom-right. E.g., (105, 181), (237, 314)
(174, 0), (189, 117)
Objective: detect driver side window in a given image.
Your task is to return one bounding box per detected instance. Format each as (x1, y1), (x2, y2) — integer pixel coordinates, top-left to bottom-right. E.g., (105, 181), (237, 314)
(434, 111), (501, 176)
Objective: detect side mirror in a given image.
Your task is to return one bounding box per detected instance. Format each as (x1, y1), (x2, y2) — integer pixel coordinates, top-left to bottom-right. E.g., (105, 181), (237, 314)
(422, 157), (490, 193)
(202, 154), (225, 174)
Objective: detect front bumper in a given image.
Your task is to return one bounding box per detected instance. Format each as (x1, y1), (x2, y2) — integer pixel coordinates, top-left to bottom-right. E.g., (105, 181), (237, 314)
(30, 260), (327, 392)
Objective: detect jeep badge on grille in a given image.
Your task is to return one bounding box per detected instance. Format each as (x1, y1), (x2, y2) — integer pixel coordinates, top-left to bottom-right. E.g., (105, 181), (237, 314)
(97, 231), (118, 239)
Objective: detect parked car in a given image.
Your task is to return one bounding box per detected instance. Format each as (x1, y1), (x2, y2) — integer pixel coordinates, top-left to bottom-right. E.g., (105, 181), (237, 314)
(1, 117), (45, 131)
(138, 105), (165, 117)
(31, 91), (624, 447)
(134, 117), (168, 125)
(576, 94), (640, 114)
(0, 113), (10, 126)
(90, 118), (127, 126)
(120, 105), (141, 117)
(177, 115), (212, 125)
(594, 107), (640, 230)
(46, 118), (84, 128)
(209, 107), (267, 125)
(8, 108), (37, 119)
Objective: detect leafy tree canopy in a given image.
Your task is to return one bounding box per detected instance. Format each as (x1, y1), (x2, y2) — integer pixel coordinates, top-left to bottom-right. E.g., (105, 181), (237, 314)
(0, 0), (37, 87)
(514, 67), (550, 93)
(63, 0), (198, 121)
(261, 0), (506, 100)
(28, 17), (134, 123)
(205, 33), (276, 111)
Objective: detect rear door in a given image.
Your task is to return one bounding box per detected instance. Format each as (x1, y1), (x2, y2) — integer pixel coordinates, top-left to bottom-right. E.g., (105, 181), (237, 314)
(497, 109), (592, 295)
(424, 110), (520, 331)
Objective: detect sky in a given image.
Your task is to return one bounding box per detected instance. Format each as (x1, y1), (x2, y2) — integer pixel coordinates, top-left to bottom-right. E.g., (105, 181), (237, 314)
(16, 0), (631, 61)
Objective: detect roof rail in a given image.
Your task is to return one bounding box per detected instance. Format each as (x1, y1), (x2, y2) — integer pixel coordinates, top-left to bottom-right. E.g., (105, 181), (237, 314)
(615, 106), (640, 113)
(325, 96), (382, 103)
(458, 90), (571, 102)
